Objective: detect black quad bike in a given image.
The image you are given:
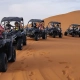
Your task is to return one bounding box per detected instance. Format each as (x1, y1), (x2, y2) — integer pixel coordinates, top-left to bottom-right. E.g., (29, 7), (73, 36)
(64, 24), (80, 37)
(1, 17), (27, 50)
(26, 19), (47, 41)
(0, 30), (16, 72)
(47, 21), (62, 38)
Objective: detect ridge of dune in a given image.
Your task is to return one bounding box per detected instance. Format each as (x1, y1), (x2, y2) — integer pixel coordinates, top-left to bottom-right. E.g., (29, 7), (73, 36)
(44, 10), (80, 31)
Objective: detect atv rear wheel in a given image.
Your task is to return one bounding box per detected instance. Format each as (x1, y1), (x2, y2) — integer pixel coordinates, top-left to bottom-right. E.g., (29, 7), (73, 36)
(34, 34), (39, 41)
(9, 47), (16, 62)
(0, 53), (7, 72)
(72, 33), (75, 37)
(42, 32), (47, 39)
(59, 33), (62, 38)
(53, 33), (56, 38)
(64, 32), (67, 36)
(17, 39), (23, 50)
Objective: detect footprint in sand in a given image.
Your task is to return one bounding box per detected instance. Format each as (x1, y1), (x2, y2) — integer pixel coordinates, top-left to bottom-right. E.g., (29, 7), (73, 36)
(65, 66), (70, 68)
(22, 57), (27, 60)
(65, 66), (74, 74)
(26, 52), (29, 54)
(30, 54), (32, 55)
(62, 70), (68, 75)
(25, 65), (29, 68)
(27, 55), (30, 56)
(29, 71), (34, 76)
(22, 56), (25, 58)
(59, 62), (68, 64)
(44, 56), (53, 62)
(62, 65), (74, 80)
(67, 75), (74, 80)
(21, 62), (24, 64)
(48, 59), (53, 62)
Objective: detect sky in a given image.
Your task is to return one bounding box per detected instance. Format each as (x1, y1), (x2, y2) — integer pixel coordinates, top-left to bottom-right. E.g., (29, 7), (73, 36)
(0, 0), (80, 25)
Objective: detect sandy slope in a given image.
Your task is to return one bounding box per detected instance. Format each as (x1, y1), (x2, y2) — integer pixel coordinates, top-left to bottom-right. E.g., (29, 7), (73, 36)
(44, 10), (80, 31)
(0, 36), (80, 80)
(0, 11), (80, 80)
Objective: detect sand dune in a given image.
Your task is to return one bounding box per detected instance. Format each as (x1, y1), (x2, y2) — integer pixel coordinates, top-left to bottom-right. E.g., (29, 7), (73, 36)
(0, 10), (80, 80)
(44, 10), (80, 31)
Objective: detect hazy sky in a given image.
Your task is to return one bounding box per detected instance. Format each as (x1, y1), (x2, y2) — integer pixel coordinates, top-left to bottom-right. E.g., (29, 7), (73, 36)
(0, 0), (80, 24)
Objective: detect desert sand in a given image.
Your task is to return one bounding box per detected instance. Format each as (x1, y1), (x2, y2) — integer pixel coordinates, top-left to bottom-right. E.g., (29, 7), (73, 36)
(0, 10), (80, 80)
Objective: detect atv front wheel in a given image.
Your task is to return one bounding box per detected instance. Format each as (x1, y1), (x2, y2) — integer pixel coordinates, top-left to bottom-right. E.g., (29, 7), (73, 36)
(0, 53), (7, 72)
